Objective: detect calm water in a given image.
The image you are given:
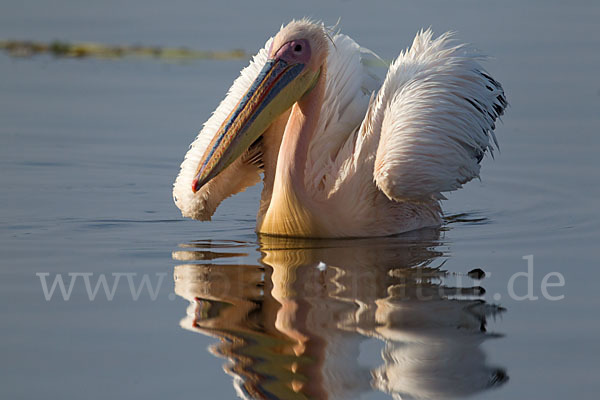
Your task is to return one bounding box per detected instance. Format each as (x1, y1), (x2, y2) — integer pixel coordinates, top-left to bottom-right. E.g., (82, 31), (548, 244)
(1, 1), (599, 399)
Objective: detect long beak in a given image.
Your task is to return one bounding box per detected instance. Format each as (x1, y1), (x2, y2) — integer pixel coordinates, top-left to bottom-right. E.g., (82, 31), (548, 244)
(192, 58), (320, 193)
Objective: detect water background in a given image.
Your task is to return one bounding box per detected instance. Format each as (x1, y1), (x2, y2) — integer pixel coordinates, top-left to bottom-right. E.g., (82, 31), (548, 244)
(1, 1), (599, 399)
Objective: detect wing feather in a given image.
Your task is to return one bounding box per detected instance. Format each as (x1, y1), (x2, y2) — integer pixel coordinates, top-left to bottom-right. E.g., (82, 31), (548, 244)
(371, 30), (507, 201)
(305, 33), (383, 193)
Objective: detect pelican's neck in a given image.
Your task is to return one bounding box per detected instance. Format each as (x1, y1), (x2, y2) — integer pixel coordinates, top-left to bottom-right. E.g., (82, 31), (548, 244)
(276, 67), (325, 197)
(259, 67), (326, 236)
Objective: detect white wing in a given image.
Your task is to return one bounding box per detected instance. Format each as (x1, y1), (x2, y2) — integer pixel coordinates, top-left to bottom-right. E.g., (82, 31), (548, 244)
(366, 30), (507, 201)
(305, 33), (383, 193)
(173, 38), (273, 220)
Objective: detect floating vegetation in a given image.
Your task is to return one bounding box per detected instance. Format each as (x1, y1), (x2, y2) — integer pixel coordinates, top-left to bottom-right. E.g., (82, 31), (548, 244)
(0, 39), (248, 62)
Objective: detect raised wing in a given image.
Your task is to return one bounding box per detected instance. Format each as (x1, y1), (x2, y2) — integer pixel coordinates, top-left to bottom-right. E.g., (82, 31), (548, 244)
(173, 38), (273, 220)
(369, 30), (507, 201)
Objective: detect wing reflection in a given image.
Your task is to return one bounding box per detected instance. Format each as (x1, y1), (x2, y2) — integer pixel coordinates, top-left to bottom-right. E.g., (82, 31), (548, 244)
(173, 230), (507, 400)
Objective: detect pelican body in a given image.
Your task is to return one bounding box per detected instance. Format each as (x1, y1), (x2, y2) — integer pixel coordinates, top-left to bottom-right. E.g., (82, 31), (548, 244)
(173, 20), (507, 238)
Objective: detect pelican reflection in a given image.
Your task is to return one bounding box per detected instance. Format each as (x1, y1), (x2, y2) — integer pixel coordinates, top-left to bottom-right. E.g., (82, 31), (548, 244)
(173, 231), (507, 399)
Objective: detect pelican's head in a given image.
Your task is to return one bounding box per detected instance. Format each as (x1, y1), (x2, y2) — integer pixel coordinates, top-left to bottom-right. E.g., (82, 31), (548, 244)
(190, 20), (329, 193)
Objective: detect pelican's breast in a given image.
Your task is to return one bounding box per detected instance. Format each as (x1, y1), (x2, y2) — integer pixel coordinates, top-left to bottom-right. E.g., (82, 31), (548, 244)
(258, 181), (324, 237)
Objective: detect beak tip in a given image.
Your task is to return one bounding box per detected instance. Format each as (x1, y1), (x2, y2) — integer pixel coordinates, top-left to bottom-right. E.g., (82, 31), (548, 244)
(191, 177), (199, 193)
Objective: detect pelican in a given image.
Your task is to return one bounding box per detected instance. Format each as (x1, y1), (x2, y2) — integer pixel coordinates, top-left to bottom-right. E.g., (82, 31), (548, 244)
(173, 19), (507, 238)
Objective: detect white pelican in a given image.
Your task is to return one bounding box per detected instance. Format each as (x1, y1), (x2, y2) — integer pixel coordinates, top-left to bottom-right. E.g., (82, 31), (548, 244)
(173, 19), (507, 238)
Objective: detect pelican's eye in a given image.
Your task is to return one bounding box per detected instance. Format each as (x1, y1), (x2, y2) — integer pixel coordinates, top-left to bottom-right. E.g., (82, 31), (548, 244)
(274, 39), (311, 64)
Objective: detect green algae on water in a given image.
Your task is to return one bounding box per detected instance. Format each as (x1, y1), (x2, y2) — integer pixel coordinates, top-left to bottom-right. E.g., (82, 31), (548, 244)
(0, 39), (248, 62)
